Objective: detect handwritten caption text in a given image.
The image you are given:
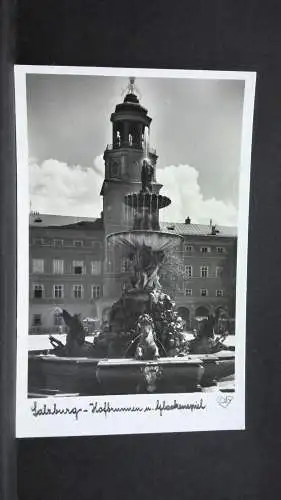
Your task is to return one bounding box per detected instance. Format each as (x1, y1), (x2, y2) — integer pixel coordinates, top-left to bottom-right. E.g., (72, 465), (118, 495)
(30, 398), (207, 421)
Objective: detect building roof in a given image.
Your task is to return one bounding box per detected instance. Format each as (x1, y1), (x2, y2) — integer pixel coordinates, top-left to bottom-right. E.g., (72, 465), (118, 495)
(160, 222), (237, 238)
(29, 213), (237, 237)
(29, 213), (98, 227)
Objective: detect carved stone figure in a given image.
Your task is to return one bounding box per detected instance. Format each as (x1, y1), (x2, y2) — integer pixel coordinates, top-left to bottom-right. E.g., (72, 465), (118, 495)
(141, 159), (154, 193)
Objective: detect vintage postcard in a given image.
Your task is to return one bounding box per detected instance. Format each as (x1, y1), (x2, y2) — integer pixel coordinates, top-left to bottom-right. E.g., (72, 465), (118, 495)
(15, 66), (256, 437)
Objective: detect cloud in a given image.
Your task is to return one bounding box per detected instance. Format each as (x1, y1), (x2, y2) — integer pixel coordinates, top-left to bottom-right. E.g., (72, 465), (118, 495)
(29, 158), (103, 217)
(29, 158), (237, 226)
(92, 154), (104, 177)
(157, 164), (238, 226)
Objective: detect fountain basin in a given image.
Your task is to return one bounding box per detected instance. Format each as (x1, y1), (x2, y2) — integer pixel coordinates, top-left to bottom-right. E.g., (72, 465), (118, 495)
(199, 351), (235, 387)
(28, 351), (235, 397)
(28, 353), (101, 397)
(198, 354), (220, 387)
(107, 230), (182, 252)
(96, 357), (204, 394)
(213, 351), (235, 380)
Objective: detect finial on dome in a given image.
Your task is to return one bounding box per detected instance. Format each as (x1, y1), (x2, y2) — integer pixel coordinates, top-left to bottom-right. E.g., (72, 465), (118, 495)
(128, 77), (136, 94)
(122, 77), (142, 101)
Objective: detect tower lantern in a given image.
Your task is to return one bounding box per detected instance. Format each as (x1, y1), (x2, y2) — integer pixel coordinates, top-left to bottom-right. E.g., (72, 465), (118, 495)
(110, 77), (151, 150)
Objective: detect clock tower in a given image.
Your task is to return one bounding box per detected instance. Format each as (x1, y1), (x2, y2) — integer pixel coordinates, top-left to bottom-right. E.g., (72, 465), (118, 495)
(100, 78), (161, 309)
(101, 77), (160, 237)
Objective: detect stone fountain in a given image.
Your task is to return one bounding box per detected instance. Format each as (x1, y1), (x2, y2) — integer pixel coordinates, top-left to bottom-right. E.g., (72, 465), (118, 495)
(103, 158), (186, 359)
(28, 156), (234, 396)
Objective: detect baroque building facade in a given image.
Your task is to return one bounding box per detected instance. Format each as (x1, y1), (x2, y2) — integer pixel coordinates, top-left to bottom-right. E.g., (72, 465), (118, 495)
(29, 84), (237, 334)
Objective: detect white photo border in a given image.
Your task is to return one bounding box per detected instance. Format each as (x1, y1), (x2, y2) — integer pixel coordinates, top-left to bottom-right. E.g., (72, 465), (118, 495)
(15, 65), (256, 438)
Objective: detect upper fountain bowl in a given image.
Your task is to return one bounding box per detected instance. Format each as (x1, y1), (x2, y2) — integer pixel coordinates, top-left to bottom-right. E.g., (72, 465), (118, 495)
(124, 192), (171, 210)
(106, 230), (183, 252)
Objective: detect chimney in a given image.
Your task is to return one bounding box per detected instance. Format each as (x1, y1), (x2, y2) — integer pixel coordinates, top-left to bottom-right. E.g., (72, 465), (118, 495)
(211, 224), (219, 235)
(185, 216), (191, 224)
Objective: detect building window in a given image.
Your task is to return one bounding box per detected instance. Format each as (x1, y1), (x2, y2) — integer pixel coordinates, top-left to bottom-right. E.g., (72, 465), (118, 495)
(184, 244), (193, 253)
(73, 240), (83, 247)
(216, 266), (223, 278)
(32, 284), (44, 299)
(53, 259), (64, 274)
(121, 257), (130, 273)
(200, 289), (208, 297)
(91, 240), (102, 250)
(91, 261), (102, 275)
(185, 289), (192, 296)
(32, 237), (43, 245)
(200, 265), (209, 278)
(41, 238), (50, 246)
(200, 247), (211, 255)
(92, 285), (102, 299)
(32, 314), (42, 326)
(91, 241), (102, 257)
(54, 311), (63, 326)
(216, 247), (225, 254)
(184, 265), (193, 278)
(53, 239), (64, 248)
(73, 260), (85, 275)
(53, 284), (64, 299)
(73, 284), (84, 299)
(216, 289), (224, 297)
(32, 259), (44, 273)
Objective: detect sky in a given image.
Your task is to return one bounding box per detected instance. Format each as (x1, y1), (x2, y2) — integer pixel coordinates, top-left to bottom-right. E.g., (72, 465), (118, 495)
(27, 72), (245, 226)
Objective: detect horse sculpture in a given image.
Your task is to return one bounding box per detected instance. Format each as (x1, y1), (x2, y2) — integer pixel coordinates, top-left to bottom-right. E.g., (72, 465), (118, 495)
(49, 309), (95, 357)
(134, 313), (160, 360)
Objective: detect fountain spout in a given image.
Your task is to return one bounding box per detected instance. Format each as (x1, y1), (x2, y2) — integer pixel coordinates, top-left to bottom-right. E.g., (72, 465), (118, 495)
(143, 126), (150, 159)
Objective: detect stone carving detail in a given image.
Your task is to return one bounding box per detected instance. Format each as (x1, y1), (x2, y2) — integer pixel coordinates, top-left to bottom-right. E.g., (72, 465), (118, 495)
(141, 364), (163, 393)
(111, 161), (120, 178)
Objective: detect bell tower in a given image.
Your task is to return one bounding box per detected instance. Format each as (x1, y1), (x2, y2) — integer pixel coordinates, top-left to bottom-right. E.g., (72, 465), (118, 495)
(101, 77), (159, 238)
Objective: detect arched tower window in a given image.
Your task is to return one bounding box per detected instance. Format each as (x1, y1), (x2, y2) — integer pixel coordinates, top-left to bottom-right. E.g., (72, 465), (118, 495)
(116, 130), (121, 147)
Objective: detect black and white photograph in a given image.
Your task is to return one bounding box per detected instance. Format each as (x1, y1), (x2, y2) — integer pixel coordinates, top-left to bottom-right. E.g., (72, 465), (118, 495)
(15, 66), (256, 438)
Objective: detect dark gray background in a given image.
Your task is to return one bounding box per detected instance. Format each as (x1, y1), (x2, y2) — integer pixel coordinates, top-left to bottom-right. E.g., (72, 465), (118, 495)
(7, 1), (281, 499)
